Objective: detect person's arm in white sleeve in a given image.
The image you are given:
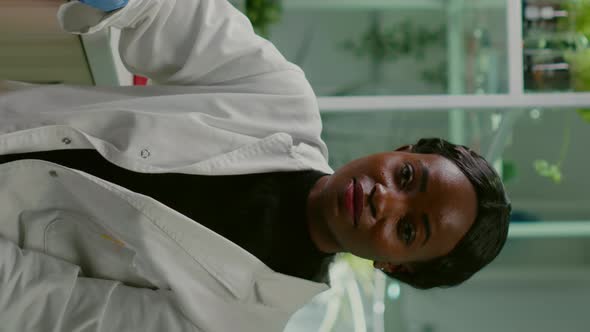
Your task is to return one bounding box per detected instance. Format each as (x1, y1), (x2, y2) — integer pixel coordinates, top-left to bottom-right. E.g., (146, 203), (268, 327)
(58, 0), (305, 88)
(58, 0), (329, 159)
(0, 236), (197, 332)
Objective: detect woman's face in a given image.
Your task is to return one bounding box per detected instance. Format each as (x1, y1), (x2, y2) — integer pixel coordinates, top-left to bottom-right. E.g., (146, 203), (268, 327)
(310, 149), (478, 272)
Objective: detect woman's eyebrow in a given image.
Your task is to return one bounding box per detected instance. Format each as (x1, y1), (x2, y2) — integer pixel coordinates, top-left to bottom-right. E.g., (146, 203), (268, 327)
(419, 161), (431, 246)
(422, 214), (431, 246)
(419, 161), (429, 193)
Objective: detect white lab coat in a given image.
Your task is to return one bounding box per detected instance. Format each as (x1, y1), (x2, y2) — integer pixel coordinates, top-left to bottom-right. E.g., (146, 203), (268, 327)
(0, 0), (334, 331)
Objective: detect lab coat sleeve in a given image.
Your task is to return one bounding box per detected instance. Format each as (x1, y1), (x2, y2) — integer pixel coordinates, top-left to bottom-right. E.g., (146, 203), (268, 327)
(0, 236), (198, 332)
(58, 0), (307, 89)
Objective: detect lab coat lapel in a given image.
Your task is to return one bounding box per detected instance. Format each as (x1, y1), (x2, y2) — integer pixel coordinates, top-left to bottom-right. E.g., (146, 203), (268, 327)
(141, 194), (329, 311)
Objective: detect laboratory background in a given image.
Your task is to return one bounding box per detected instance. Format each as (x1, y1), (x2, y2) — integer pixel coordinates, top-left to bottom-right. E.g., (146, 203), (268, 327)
(1, 0), (590, 331)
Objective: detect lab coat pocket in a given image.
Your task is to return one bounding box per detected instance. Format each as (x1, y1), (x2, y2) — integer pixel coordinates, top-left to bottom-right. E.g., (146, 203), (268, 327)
(19, 209), (157, 288)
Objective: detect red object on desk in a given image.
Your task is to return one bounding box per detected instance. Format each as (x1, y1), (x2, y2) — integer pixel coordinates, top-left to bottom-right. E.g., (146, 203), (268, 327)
(133, 75), (148, 86)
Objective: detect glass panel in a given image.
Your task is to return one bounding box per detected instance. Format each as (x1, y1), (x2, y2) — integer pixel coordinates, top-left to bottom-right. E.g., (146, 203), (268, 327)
(321, 110), (451, 167)
(523, 0), (590, 92)
(256, 0), (509, 96)
(501, 108), (590, 220)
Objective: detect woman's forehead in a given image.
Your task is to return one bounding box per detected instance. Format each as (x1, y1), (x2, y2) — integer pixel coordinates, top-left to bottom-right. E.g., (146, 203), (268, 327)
(414, 153), (460, 175)
(422, 155), (477, 246)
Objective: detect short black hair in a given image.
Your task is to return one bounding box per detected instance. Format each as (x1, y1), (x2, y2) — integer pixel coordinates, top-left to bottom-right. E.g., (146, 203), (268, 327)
(385, 138), (511, 289)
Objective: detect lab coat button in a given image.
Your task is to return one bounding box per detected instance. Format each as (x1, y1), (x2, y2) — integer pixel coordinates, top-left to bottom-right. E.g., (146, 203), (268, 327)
(62, 137), (72, 145)
(140, 149), (151, 158)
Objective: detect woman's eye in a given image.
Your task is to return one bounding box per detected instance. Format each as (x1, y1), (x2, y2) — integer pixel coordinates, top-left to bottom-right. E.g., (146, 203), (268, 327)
(399, 220), (416, 245)
(400, 163), (414, 188)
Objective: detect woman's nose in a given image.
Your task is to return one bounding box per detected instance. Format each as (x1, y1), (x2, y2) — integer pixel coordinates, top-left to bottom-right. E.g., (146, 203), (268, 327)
(371, 182), (406, 220)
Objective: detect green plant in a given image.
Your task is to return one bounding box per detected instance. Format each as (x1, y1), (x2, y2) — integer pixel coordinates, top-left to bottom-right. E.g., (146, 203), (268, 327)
(502, 160), (518, 183)
(339, 19), (445, 61)
(532, 113), (573, 184)
(533, 160), (563, 183)
(339, 18), (447, 88)
(578, 109), (590, 123)
(565, 49), (590, 91)
(558, 1), (590, 123)
(245, 0), (282, 38)
(560, 0), (590, 36)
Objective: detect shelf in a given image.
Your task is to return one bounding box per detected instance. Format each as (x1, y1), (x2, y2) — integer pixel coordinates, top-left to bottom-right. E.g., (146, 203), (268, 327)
(509, 221), (590, 238)
(318, 93), (590, 111)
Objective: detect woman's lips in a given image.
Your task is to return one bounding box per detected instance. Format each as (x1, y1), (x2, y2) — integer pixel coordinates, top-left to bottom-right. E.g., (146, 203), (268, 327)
(344, 178), (364, 227)
(344, 180), (355, 225)
(353, 179), (364, 225)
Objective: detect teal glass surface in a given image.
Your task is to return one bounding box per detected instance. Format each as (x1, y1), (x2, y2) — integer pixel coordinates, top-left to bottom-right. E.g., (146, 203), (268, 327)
(265, 0), (509, 96)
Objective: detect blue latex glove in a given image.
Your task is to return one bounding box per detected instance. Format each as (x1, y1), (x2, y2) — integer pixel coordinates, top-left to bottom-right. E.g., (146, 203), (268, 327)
(79, 0), (129, 12)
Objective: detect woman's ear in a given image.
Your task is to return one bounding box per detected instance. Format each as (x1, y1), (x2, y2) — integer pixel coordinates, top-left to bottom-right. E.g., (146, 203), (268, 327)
(374, 261), (413, 274)
(394, 144), (413, 152)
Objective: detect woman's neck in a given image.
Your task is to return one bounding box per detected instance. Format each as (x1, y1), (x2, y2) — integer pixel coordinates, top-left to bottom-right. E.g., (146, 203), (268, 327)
(306, 175), (342, 254)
